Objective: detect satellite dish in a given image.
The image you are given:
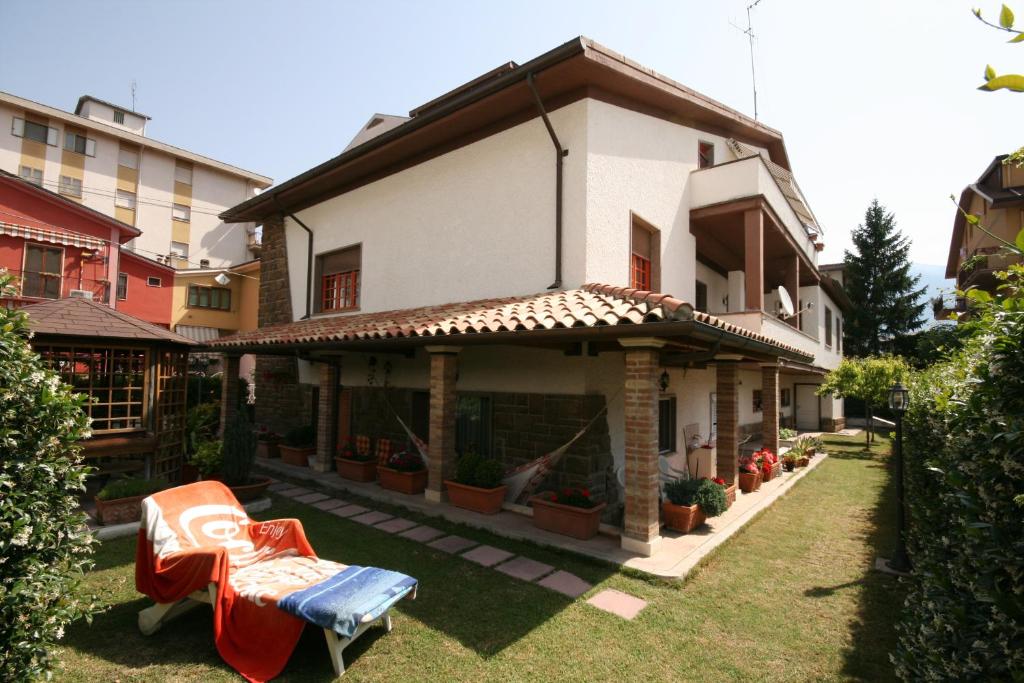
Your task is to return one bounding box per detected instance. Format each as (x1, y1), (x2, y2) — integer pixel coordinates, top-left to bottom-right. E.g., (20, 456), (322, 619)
(214, 272), (231, 286)
(776, 286), (795, 317)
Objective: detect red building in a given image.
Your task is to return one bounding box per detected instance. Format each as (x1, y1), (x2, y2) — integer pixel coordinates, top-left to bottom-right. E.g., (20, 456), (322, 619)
(0, 171), (173, 326)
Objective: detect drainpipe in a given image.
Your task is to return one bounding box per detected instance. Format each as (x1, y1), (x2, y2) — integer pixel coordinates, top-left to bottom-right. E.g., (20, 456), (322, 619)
(526, 72), (568, 290)
(273, 196), (314, 320)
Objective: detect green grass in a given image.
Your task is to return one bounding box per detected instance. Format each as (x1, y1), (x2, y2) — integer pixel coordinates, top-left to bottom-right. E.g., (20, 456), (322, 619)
(55, 433), (902, 682)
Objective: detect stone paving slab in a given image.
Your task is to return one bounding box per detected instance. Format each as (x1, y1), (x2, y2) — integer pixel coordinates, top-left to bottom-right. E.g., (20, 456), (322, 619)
(537, 570), (592, 598)
(313, 498), (346, 511)
(586, 589), (647, 620)
(331, 504), (370, 518)
(351, 511), (394, 526)
(268, 482), (293, 492)
(427, 535), (478, 554)
(399, 525), (445, 543)
(295, 492), (329, 504)
(461, 544), (515, 568)
(494, 556), (554, 582)
(277, 486), (312, 498)
(375, 517), (418, 534)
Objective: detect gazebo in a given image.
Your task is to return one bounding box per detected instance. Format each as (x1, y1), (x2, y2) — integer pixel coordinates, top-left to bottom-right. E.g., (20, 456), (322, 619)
(24, 296), (196, 482)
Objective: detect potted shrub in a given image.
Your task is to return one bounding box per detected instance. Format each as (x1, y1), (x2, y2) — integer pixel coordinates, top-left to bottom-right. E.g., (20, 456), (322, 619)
(806, 436), (823, 458)
(713, 476), (737, 508)
(335, 440), (377, 482)
(738, 454), (761, 493)
(756, 448), (780, 482)
(256, 426), (282, 459)
(377, 450), (428, 495)
(222, 411), (271, 502)
(94, 478), (168, 525)
(279, 425), (315, 467)
(445, 450), (507, 514)
(662, 477), (728, 533)
(782, 451), (798, 472)
(193, 440), (223, 481)
(779, 426), (798, 447)
(530, 487), (606, 540)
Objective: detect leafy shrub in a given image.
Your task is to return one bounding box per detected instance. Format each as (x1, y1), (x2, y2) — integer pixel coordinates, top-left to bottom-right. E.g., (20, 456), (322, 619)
(455, 449), (481, 484)
(385, 451), (425, 472)
(779, 427), (798, 440)
(454, 449), (505, 488)
(283, 425), (315, 448)
(222, 411), (257, 486)
(192, 440), (223, 478)
(664, 478), (728, 517)
(893, 265), (1024, 681)
(185, 402), (219, 455)
(0, 275), (98, 680)
(96, 478), (168, 501)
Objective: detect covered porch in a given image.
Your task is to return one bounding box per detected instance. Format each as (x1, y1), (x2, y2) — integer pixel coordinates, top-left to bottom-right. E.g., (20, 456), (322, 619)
(211, 283), (814, 558)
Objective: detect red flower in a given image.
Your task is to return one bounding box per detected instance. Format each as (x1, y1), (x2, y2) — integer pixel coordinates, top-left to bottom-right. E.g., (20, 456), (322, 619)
(713, 477), (726, 486)
(581, 488), (591, 497)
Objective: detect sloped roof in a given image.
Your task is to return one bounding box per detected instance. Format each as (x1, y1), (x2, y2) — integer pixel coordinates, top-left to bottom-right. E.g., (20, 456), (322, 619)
(24, 297), (195, 345)
(209, 283), (811, 360)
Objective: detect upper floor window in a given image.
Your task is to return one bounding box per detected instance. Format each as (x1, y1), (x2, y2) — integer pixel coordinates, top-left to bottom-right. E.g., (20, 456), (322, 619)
(59, 175), (82, 198)
(19, 165), (43, 187)
(825, 306), (833, 348)
(64, 131), (96, 157)
(22, 243), (63, 299)
(118, 147), (139, 170)
(174, 162), (193, 185)
(630, 215), (660, 291)
(169, 241), (189, 261)
(836, 317), (842, 353)
(115, 189), (136, 210)
(698, 141), (715, 169)
(188, 283), (231, 310)
(116, 273), (128, 300)
(695, 280), (708, 313)
(12, 118), (58, 146)
(113, 110), (125, 125)
(658, 396), (677, 454)
(172, 203), (191, 222)
(316, 244), (361, 312)
(147, 276), (162, 287)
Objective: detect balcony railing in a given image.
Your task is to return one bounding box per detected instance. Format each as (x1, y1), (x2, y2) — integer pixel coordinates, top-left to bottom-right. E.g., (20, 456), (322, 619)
(0, 269), (110, 305)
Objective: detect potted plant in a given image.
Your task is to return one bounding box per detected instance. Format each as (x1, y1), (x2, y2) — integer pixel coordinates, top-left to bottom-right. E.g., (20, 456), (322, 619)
(335, 440), (377, 482)
(738, 454), (761, 493)
(756, 448), (780, 482)
(94, 478), (168, 525)
(222, 411), (271, 502)
(445, 449), (507, 514)
(256, 426), (282, 459)
(791, 437), (811, 467)
(713, 476), (737, 508)
(779, 426), (798, 447)
(377, 450), (428, 495)
(782, 451), (798, 472)
(662, 477), (728, 533)
(806, 435), (823, 458)
(279, 425), (316, 467)
(183, 402), (219, 483)
(193, 440), (223, 481)
(530, 487), (606, 540)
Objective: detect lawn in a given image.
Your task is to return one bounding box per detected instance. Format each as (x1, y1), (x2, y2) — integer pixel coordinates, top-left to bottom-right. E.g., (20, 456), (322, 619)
(54, 434), (903, 682)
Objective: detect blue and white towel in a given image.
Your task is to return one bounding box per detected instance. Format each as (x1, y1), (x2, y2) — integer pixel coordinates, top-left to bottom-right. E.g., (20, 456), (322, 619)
(277, 565), (417, 638)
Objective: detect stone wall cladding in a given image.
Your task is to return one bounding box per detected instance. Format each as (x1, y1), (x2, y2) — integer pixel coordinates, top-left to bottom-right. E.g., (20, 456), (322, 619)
(761, 365), (780, 455)
(716, 363), (739, 484)
(622, 347), (660, 544)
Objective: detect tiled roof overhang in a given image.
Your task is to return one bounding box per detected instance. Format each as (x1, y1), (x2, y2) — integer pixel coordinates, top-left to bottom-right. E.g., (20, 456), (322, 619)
(208, 283), (812, 362)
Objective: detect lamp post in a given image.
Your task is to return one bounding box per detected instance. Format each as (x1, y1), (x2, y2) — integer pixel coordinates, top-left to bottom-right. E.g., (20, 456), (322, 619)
(887, 382), (911, 573)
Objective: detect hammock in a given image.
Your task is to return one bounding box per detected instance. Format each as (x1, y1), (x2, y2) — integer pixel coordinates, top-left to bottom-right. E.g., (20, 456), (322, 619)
(385, 396), (430, 467)
(502, 393), (618, 505)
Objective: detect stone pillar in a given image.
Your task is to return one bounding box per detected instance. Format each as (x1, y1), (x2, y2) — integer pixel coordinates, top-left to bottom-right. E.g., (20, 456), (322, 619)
(220, 354), (240, 437)
(716, 362), (740, 484)
(744, 208), (764, 312)
(619, 339), (665, 556)
(761, 365), (780, 456)
(314, 360), (340, 473)
(425, 347), (460, 503)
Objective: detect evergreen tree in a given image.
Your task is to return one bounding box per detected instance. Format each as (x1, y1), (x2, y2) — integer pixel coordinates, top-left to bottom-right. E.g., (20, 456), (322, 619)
(842, 200), (927, 355)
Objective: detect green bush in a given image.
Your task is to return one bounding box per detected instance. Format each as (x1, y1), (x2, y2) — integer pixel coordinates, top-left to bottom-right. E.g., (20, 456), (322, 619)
(0, 275), (98, 680)
(192, 440), (223, 478)
(283, 425), (315, 448)
(95, 478), (168, 501)
(893, 266), (1024, 681)
(664, 478), (728, 518)
(222, 411), (257, 486)
(185, 402), (219, 455)
(454, 449), (505, 489)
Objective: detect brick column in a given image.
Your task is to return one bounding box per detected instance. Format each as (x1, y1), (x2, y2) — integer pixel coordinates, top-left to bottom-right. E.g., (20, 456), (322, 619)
(619, 339), (665, 556)
(744, 208), (764, 312)
(219, 354), (241, 437)
(761, 365), (780, 456)
(425, 347), (460, 503)
(313, 360), (340, 473)
(716, 362), (739, 484)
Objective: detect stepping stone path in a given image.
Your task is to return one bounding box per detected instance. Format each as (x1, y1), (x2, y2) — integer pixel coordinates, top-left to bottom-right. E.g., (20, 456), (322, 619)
(267, 481), (651, 617)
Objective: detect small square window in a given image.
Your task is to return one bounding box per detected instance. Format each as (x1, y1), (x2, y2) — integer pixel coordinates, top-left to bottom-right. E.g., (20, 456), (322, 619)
(114, 110), (125, 125)
(172, 203), (191, 222)
(19, 166), (43, 187)
(169, 241), (189, 259)
(59, 176), (82, 197)
(146, 276), (161, 287)
(698, 141), (715, 169)
(116, 273), (128, 300)
(115, 189), (136, 210)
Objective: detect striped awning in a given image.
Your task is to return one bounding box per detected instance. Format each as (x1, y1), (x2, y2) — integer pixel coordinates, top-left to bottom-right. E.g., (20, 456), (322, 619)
(0, 221), (105, 250)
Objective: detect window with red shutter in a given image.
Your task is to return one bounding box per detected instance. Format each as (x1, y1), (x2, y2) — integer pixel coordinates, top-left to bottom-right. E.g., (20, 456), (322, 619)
(316, 244), (361, 312)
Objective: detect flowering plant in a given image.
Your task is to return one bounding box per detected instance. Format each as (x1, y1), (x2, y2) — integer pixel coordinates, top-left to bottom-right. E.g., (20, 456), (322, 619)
(545, 487), (596, 509)
(738, 453), (759, 475)
(339, 439), (374, 462)
(712, 476), (727, 486)
(386, 450), (426, 472)
(256, 425), (281, 443)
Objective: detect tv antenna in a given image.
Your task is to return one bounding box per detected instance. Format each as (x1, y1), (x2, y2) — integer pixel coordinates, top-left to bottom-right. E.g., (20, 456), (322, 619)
(130, 79), (137, 112)
(731, 0), (765, 120)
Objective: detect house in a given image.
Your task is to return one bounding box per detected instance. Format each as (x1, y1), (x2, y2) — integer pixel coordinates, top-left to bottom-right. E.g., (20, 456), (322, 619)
(0, 170), (175, 326)
(209, 37), (849, 556)
(938, 154), (1024, 319)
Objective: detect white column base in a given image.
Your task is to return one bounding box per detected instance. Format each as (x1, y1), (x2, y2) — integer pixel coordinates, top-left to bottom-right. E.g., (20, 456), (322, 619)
(424, 489), (445, 503)
(620, 534), (662, 557)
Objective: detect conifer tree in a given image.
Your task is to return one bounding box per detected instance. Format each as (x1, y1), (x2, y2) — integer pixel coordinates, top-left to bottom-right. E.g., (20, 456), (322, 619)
(842, 200), (927, 356)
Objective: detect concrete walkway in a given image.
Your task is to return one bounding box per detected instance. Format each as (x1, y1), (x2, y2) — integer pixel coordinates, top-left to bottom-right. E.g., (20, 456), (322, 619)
(255, 452), (828, 579)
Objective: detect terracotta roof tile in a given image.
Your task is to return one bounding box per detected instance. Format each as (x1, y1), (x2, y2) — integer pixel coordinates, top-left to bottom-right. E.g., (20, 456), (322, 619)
(209, 284), (810, 359)
(23, 297), (195, 345)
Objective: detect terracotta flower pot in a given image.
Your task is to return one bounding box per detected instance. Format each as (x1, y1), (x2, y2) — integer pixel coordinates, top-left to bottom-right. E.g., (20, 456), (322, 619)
(445, 480), (508, 515)
(378, 466), (427, 495)
(739, 471), (761, 493)
(256, 441), (281, 459)
(94, 494), (146, 526)
(771, 461), (782, 478)
(662, 501), (706, 533)
(279, 445), (315, 467)
(804, 447), (816, 458)
(227, 475), (272, 503)
(336, 457), (377, 482)
(783, 460), (796, 472)
(529, 496), (606, 540)
(724, 483), (737, 508)
(797, 456), (810, 468)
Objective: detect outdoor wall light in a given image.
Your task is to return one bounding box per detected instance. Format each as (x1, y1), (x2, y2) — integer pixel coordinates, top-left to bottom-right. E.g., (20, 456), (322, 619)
(659, 370), (670, 392)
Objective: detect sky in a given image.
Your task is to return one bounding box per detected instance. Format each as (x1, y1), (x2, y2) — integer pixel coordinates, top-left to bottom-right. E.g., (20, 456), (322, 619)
(0, 0), (1019, 267)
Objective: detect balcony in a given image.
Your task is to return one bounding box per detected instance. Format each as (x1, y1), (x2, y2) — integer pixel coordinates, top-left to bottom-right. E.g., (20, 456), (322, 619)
(0, 269), (110, 307)
(957, 247), (1021, 292)
(246, 229), (262, 257)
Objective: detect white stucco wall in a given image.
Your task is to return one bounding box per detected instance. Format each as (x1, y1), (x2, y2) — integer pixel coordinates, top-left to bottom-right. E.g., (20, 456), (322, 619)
(695, 261), (729, 315)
